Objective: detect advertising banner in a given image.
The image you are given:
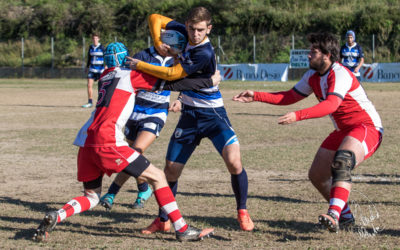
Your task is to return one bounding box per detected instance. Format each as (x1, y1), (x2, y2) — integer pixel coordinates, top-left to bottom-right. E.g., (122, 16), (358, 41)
(218, 63), (288, 82)
(289, 49), (310, 68)
(360, 63), (400, 82)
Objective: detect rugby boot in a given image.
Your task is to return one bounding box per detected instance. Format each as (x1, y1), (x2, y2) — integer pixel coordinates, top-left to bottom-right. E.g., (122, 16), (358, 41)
(339, 213), (356, 230)
(175, 225), (214, 242)
(237, 209), (254, 231)
(100, 193), (115, 211)
(133, 187), (153, 209)
(141, 217), (171, 234)
(81, 103), (93, 108)
(319, 211), (339, 233)
(33, 211), (58, 242)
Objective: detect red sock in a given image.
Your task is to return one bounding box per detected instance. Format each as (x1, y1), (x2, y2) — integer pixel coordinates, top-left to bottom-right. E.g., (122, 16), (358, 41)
(154, 186), (188, 233)
(328, 186), (350, 219)
(56, 196), (93, 222)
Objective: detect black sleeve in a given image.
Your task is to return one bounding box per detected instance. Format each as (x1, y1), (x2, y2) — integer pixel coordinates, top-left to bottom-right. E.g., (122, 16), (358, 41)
(162, 78), (213, 91)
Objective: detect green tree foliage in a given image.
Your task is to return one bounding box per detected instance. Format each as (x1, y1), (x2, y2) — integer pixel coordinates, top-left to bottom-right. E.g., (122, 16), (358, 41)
(0, 0), (399, 66)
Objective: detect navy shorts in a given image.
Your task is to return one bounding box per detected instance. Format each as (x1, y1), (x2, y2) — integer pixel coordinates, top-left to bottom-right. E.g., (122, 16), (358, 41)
(124, 119), (164, 141)
(166, 105), (239, 164)
(87, 72), (101, 81)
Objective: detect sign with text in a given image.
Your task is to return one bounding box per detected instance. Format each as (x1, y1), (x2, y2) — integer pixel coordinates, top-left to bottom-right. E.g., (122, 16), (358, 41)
(290, 49), (310, 68)
(360, 63), (400, 82)
(218, 63), (288, 82)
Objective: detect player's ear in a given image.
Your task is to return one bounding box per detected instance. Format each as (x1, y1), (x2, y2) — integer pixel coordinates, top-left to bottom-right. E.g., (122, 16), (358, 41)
(206, 24), (212, 34)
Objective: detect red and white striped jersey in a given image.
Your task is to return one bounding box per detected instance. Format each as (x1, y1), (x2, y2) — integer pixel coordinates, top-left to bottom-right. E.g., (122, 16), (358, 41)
(294, 62), (383, 131)
(74, 67), (158, 147)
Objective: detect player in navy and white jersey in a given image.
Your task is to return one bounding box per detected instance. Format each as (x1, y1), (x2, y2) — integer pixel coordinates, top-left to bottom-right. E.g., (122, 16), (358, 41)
(99, 46), (174, 210)
(83, 33), (106, 108)
(234, 32), (383, 233)
(340, 30), (364, 82)
(33, 42), (219, 243)
(129, 7), (254, 233)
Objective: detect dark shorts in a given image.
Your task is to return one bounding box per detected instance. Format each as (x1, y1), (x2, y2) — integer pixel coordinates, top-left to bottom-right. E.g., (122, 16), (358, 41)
(166, 105), (239, 164)
(124, 119), (164, 141)
(87, 72), (102, 81)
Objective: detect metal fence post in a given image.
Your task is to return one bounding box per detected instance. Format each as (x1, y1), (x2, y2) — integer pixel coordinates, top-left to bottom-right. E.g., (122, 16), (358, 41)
(82, 37), (86, 73)
(372, 34), (375, 63)
(51, 37), (54, 69)
(292, 34), (294, 50)
(217, 36), (221, 64)
(148, 36), (151, 48)
(21, 37), (24, 78)
(253, 35), (256, 63)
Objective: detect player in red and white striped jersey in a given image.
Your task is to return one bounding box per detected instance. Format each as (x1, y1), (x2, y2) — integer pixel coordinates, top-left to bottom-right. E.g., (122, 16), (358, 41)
(233, 32), (383, 233)
(33, 42), (217, 242)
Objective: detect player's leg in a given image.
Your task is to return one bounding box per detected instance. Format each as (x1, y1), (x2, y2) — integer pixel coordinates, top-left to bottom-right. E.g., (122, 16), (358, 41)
(142, 140), (196, 234)
(100, 172), (130, 210)
(130, 130), (158, 208)
(318, 126), (382, 232)
(82, 74), (95, 108)
(124, 153), (213, 241)
(208, 107), (254, 231)
(34, 147), (103, 242)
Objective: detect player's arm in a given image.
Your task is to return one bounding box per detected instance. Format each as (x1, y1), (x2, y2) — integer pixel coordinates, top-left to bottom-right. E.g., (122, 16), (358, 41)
(233, 88), (305, 105)
(278, 94), (342, 125)
(129, 57), (188, 81)
(86, 49), (91, 68)
(148, 14), (174, 56)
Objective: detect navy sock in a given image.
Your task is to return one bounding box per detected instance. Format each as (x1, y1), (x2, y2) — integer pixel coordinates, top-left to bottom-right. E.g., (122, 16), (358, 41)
(107, 182), (121, 195)
(231, 169), (248, 210)
(88, 99), (93, 104)
(137, 182), (149, 192)
(159, 181), (178, 222)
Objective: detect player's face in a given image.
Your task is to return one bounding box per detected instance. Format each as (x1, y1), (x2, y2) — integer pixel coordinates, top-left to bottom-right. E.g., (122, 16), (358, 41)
(347, 35), (354, 45)
(92, 36), (100, 46)
(308, 47), (327, 71)
(186, 21), (212, 45)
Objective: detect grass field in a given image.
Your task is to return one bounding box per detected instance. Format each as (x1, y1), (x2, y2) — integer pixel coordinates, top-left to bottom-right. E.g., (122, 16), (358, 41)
(0, 78), (399, 249)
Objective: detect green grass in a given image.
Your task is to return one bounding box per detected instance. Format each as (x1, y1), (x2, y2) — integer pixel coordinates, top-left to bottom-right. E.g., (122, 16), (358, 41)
(0, 79), (399, 249)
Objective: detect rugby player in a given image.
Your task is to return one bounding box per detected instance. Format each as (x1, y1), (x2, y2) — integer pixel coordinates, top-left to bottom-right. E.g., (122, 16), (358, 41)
(33, 42), (220, 242)
(129, 6), (254, 233)
(233, 32), (383, 233)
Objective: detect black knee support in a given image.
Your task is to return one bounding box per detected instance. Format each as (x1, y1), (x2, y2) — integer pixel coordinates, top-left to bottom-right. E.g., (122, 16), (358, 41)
(331, 150), (356, 183)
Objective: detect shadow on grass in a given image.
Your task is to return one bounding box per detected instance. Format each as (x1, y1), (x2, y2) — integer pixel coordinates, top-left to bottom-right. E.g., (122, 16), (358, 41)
(233, 112), (281, 117)
(0, 104), (78, 108)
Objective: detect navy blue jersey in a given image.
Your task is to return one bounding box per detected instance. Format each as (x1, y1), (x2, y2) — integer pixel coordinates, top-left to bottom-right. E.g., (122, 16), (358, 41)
(166, 20), (221, 108)
(87, 44), (105, 73)
(340, 43), (364, 71)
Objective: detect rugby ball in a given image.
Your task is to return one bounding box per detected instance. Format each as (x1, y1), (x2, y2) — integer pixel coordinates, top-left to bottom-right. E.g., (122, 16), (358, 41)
(161, 30), (187, 54)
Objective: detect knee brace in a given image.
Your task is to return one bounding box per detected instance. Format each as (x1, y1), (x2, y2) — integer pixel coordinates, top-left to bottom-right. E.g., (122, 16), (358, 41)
(84, 191), (100, 208)
(331, 150), (356, 183)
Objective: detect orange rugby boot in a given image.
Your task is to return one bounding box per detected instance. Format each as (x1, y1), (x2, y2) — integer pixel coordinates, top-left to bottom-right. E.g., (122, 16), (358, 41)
(237, 209), (254, 231)
(141, 217), (171, 234)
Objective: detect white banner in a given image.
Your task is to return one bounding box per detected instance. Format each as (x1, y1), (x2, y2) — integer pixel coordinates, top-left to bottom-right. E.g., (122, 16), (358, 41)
(360, 63), (400, 82)
(218, 64), (288, 82)
(289, 49), (310, 68)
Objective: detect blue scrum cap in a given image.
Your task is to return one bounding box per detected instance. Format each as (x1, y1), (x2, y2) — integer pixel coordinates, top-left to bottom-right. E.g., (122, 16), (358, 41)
(104, 42), (129, 67)
(346, 30), (356, 41)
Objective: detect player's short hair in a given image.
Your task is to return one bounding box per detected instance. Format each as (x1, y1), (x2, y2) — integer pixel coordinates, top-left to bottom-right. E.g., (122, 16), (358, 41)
(186, 7), (212, 25)
(92, 33), (100, 38)
(307, 32), (340, 63)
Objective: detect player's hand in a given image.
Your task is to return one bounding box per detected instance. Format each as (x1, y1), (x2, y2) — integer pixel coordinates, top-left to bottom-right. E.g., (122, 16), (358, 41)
(211, 70), (222, 86)
(169, 99), (182, 112)
(232, 90), (255, 103)
(278, 112), (297, 125)
(155, 44), (170, 57)
(126, 56), (140, 70)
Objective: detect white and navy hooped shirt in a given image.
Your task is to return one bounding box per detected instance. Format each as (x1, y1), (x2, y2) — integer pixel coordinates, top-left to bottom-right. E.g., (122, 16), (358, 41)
(167, 21), (222, 109)
(128, 47), (173, 126)
(87, 44), (105, 73)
